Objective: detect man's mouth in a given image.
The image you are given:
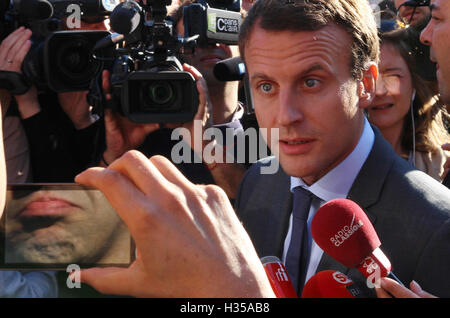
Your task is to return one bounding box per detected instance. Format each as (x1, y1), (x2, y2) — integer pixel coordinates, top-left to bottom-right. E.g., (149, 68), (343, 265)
(19, 197), (79, 219)
(284, 140), (311, 145)
(279, 138), (316, 155)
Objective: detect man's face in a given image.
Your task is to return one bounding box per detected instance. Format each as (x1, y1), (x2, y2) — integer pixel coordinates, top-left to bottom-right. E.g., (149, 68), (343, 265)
(176, 17), (239, 85)
(244, 24), (372, 185)
(421, 0), (450, 104)
(4, 186), (129, 265)
(395, 0), (431, 26)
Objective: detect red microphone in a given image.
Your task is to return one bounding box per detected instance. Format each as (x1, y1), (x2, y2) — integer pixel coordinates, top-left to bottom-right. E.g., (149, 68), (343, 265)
(301, 270), (363, 298)
(261, 256), (298, 298)
(311, 198), (403, 287)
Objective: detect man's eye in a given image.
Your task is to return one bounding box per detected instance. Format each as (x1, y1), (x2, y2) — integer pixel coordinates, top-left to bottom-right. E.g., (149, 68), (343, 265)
(260, 83), (273, 93)
(304, 79), (319, 88)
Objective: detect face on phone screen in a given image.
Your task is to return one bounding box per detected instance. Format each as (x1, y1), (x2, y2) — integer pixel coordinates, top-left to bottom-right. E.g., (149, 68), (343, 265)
(0, 184), (133, 269)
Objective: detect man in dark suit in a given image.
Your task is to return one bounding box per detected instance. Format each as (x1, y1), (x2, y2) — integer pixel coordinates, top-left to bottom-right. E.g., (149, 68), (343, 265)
(235, 0), (450, 297)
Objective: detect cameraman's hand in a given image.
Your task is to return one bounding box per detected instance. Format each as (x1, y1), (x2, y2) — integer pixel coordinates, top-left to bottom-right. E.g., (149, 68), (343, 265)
(165, 63), (213, 157)
(101, 70), (159, 165)
(0, 27), (40, 118)
(74, 152), (275, 298)
(58, 91), (98, 130)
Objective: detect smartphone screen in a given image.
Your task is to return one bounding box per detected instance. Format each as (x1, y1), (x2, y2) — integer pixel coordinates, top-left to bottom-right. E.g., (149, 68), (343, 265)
(0, 183), (135, 270)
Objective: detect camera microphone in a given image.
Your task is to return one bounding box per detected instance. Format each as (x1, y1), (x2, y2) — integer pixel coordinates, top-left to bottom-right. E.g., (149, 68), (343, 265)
(93, 32), (125, 51)
(17, 0), (54, 21)
(213, 56), (245, 81)
(109, 0), (142, 35)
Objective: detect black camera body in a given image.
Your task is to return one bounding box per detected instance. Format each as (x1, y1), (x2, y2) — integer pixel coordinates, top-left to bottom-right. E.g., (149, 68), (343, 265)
(183, 0), (241, 47)
(0, 0), (118, 94)
(88, 0), (200, 123)
(108, 54), (199, 124)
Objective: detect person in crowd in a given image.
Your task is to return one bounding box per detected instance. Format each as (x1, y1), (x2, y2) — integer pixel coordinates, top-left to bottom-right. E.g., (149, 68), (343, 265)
(394, 0), (431, 26)
(66, 0), (450, 298)
(0, 33), (58, 298)
(99, 0), (265, 201)
(0, 18), (108, 183)
(368, 27), (449, 181)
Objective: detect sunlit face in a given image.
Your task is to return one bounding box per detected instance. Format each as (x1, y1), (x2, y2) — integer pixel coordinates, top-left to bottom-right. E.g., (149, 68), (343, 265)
(176, 17), (239, 85)
(4, 186), (129, 265)
(420, 0), (450, 104)
(368, 43), (414, 131)
(244, 24), (372, 185)
(395, 0), (431, 26)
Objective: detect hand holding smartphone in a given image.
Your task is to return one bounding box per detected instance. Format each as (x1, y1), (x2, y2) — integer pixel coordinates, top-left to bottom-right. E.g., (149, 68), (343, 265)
(0, 183), (135, 270)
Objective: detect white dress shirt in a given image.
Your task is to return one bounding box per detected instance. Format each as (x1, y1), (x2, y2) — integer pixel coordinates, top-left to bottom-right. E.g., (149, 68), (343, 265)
(282, 117), (375, 288)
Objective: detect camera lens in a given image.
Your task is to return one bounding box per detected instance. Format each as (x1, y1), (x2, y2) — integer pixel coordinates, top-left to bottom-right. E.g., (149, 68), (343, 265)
(45, 31), (112, 92)
(56, 37), (98, 86)
(59, 42), (90, 74)
(147, 81), (174, 105)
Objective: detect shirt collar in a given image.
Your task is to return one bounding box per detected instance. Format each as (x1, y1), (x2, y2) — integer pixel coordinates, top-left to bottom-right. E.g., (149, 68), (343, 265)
(290, 117), (375, 202)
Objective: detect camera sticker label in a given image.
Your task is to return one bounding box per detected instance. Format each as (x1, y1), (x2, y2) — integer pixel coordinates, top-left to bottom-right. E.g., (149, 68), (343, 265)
(208, 13), (239, 34)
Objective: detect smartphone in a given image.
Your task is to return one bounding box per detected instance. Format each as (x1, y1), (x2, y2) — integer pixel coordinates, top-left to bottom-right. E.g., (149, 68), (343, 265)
(0, 183), (135, 270)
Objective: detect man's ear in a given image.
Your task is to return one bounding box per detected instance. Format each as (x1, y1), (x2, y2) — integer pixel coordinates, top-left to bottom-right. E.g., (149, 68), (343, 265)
(358, 63), (378, 109)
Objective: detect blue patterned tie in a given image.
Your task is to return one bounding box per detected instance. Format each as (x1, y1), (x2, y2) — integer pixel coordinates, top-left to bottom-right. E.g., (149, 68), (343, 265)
(285, 186), (314, 294)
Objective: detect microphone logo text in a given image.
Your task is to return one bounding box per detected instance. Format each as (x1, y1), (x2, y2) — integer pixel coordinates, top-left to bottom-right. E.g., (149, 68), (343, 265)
(275, 266), (289, 282)
(329, 214), (363, 247)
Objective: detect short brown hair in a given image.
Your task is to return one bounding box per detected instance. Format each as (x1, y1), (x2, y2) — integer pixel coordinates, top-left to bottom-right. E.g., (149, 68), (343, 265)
(238, 0), (380, 80)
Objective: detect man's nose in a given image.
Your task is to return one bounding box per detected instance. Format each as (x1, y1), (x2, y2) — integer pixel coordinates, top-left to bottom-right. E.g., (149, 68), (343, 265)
(420, 22), (433, 46)
(277, 89), (304, 127)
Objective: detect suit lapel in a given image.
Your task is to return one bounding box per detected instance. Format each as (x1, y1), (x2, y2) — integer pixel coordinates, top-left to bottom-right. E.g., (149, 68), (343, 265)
(258, 169), (292, 258)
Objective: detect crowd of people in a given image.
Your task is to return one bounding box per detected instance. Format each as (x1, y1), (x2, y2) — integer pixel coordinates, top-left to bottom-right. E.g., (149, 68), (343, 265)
(0, 0), (449, 299)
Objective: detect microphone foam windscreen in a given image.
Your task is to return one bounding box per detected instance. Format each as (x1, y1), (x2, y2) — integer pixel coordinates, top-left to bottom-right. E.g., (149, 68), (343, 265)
(301, 270), (362, 298)
(311, 199), (381, 268)
(110, 2), (141, 35)
(213, 56), (245, 81)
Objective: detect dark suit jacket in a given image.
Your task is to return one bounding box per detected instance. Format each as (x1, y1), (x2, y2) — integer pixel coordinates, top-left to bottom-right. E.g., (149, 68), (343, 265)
(235, 127), (450, 297)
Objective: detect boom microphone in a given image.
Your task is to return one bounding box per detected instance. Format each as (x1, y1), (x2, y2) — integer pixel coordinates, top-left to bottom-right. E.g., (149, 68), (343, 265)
(261, 256), (298, 298)
(311, 199), (404, 287)
(93, 32), (125, 51)
(301, 270), (363, 298)
(213, 56), (246, 81)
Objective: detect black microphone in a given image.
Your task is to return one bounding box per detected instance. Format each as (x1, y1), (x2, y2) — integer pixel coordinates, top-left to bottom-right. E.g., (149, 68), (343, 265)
(93, 32), (125, 51)
(17, 0), (54, 21)
(109, 0), (142, 35)
(213, 56), (246, 82)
